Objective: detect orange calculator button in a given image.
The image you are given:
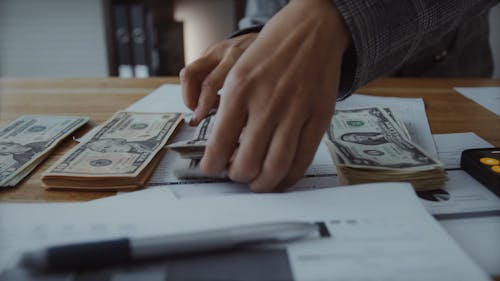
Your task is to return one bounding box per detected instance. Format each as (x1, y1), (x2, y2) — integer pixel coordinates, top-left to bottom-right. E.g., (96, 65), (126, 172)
(480, 157), (499, 165)
(492, 166), (500, 173)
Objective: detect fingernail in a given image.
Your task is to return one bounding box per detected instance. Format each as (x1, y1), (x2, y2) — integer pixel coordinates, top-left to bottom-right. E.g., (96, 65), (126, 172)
(189, 113), (198, 125)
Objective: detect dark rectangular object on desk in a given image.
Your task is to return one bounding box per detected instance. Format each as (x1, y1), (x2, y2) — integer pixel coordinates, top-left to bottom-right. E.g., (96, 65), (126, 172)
(461, 148), (500, 197)
(1, 249), (293, 281)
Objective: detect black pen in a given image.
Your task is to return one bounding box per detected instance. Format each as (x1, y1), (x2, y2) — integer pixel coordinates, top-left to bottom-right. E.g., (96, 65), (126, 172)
(21, 221), (318, 271)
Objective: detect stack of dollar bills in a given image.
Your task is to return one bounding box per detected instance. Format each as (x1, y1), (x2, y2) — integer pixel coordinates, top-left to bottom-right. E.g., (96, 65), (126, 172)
(0, 115), (89, 188)
(324, 107), (447, 191)
(168, 113), (227, 179)
(42, 111), (183, 190)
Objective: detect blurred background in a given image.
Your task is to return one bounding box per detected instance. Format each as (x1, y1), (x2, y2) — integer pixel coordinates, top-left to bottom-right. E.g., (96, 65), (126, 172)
(0, 0), (499, 78)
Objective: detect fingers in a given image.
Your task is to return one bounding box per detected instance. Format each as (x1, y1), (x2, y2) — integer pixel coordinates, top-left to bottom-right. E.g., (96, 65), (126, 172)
(277, 114), (332, 190)
(200, 90), (247, 176)
(228, 112), (277, 183)
(193, 46), (243, 124)
(180, 56), (218, 111)
(248, 114), (303, 192)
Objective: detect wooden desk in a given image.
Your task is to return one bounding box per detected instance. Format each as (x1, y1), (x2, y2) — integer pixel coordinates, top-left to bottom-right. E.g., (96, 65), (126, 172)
(1, 77), (499, 202)
(1, 78), (500, 280)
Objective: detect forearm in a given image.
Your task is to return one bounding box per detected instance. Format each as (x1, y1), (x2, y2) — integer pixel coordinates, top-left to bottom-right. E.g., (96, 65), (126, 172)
(236, 0), (499, 99)
(333, 0), (500, 96)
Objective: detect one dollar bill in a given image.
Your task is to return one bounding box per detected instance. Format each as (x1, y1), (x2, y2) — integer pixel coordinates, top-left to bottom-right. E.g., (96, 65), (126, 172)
(325, 107), (447, 190)
(167, 113), (215, 159)
(327, 107), (442, 171)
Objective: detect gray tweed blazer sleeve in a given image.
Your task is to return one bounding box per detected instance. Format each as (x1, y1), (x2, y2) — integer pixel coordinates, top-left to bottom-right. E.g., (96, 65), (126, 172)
(238, 0), (499, 99)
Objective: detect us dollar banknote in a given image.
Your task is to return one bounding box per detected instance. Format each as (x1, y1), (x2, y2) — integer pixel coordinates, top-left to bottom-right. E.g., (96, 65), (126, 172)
(167, 113), (215, 159)
(172, 158), (228, 180)
(326, 107), (442, 171)
(383, 107), (410, 140)
(0, 115), (89, 187)
(42, 111), (183, 189)
(167, 113), (233, 180)
(324, 107), (446, 190)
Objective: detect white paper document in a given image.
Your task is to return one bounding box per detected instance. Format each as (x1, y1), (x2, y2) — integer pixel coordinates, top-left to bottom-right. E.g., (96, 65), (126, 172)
(422, 132), (500, 276)
(126, 84), (188, 113)
(455, 87), (500, 116)
(440, 216), (500, 275)
(417, 170), (500, 216)
(433, 132), (494, 169)
(0, 183), (490, 280)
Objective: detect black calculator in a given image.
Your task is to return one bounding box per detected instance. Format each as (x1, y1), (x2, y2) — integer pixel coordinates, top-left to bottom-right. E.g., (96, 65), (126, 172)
(461, 148), (500, 197)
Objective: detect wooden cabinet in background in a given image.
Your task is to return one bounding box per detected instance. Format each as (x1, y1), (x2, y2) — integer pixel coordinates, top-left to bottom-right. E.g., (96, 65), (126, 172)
(103, 0), (184, 77)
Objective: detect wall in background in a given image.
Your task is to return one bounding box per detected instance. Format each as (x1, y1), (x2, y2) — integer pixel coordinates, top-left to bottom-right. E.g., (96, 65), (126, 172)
(174, 0), (235, 64)
(0, 0), (498, 78)
(0, 0), (108, 77)
(489, 4), (500, 78)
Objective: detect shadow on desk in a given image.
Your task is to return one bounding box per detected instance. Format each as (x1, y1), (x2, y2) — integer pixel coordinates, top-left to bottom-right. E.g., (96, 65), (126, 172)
(1, 248), (291, 281)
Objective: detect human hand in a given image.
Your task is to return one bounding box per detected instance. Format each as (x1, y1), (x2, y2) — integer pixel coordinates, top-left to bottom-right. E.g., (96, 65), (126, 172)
(198, 0), (351, 192)
(180, 32), (258, 125)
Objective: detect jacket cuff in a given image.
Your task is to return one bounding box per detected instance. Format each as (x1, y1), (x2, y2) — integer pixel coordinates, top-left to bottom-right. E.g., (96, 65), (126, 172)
(227, 25), (264, 40)
(330, 0), (369, 99)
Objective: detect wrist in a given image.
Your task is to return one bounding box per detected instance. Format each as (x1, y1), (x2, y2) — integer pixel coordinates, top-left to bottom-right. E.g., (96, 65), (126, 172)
(292, 0), (351, 55)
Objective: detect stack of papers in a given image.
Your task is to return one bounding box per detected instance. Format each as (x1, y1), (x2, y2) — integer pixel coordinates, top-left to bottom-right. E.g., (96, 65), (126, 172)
(454, 87), (500, 116)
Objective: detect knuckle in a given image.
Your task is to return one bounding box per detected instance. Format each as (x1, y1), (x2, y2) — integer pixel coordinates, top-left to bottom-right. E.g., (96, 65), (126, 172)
(279, 173), (302, 190)
(225, 45), (243, 60)
(227, 62), (252, 82)
(250, 184), (271, 193)
(249, 178), (277, 193)
(183, 98), (197, 112)
(221, 78), (253, 108)
(204, 44), (218, 55)
(200, 150), (224, 176)
(229, 161), (259, 183)
(205, 41), (229, 57)
(249, 161), (287, 193)
(315, 106), (335, 123)
(201, 78), (216, 90)
(180, 66), (194, 81)
(199, 160), (218, 176)
(263, 156), (286, 178)
(179, 68), (186, 79)
(225, 70), (253, 95)
(231, 67), (251, 83)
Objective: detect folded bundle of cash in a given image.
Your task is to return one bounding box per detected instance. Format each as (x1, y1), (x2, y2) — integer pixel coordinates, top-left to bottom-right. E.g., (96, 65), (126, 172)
(168, 114), (227, 180)
(0, 115), (89, 188)
(168, 113), (213, 160)
(42, 111), (183, 190)
(324, 107), (447, 191)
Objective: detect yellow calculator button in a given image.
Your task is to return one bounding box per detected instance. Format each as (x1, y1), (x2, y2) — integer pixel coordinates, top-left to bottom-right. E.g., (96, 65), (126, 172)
(492, 166), (500, 173)
(480, 157), (499, 165)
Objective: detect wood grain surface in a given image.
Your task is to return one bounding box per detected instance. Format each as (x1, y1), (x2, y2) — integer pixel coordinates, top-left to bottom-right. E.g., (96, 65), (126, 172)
(1, 77), (499, 280)
(0, 77), (499, 203)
